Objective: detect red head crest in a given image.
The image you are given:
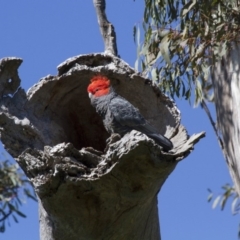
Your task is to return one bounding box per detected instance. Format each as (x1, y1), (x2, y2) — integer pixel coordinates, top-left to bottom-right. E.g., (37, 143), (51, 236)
(87, 75), (111, 97)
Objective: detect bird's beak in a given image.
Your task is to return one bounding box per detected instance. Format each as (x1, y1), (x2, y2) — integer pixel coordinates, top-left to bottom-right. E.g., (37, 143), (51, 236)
(88, 92), (92, 98)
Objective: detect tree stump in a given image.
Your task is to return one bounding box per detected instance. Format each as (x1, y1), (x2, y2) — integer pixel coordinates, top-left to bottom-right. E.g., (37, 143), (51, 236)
(0, 54), (204, 240)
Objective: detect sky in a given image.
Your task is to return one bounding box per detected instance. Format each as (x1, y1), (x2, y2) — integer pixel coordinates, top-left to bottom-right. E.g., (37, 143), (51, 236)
(0, 1), (238, 240)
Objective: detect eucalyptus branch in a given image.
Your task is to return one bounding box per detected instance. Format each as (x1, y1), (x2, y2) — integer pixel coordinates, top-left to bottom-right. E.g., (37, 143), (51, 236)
(93, 0), (118, 56)
(200, 100), (224, 151)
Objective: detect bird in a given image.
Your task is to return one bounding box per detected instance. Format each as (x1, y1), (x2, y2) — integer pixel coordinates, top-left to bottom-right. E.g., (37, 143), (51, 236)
(87, 75), (173, 151)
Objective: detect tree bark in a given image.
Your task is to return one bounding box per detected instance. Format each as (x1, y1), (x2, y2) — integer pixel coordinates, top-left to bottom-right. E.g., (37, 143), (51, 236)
(212, 42), (240, 196)
(0, 55), (204, 240)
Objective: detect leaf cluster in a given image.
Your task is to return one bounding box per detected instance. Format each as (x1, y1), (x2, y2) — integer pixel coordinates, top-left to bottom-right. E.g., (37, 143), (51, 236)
(135, 0), (240, 105)
(0, 159), (37, 233)
(208, 184), (240, 238)
(208, 184), (240, 214)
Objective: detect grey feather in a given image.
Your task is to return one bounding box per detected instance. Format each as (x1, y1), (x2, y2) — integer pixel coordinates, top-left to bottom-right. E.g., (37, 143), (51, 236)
(90, 88), (173, 151)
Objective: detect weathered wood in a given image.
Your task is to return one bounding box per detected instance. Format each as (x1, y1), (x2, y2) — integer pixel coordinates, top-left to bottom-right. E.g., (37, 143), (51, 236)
(0, 54), (204, 240)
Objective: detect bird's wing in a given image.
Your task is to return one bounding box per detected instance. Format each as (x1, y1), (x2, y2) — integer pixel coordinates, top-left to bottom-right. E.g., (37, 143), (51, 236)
(109, 96), (146, 127)
(109, 96), (173, 150)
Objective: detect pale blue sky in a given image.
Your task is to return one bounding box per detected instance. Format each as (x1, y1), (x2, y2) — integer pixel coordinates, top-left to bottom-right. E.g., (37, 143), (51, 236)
(0, 1), (238, 240)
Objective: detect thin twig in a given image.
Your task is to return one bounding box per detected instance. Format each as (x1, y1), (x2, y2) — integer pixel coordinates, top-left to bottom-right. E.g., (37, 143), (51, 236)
(200, 99), (224, 150)
(0, 209), (12, 222)
(93, 0), (118, 56)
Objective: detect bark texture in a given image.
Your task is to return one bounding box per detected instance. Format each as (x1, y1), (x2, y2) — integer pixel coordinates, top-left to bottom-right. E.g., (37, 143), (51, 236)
(212, 42), (240, 196)
(0, 54), (204, 240)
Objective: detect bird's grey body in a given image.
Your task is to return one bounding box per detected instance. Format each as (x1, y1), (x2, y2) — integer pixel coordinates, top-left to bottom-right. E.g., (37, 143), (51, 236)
(90, 88), (173, 151)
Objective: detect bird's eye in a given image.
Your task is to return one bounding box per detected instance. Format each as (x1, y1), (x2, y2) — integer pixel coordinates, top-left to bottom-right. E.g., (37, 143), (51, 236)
(95, 88), (99, 92)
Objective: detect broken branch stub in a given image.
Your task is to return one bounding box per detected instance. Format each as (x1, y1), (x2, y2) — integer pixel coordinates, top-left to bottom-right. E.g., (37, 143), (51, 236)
(0, 54), (204, 240)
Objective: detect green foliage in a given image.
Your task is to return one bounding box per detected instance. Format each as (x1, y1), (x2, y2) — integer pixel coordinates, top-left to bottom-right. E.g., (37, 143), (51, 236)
(0, 158), (37, 233)
(134, 0), (240, 105)
(135, 1), (240, 234)
(208, 184), (240, 214)
(208, 184), (240, 238)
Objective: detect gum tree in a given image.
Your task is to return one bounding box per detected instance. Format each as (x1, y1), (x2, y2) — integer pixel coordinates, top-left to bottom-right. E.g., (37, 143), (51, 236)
(136, 0), (240, 210)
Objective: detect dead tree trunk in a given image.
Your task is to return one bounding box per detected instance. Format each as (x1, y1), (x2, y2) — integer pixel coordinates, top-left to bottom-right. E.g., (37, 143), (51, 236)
(0, 55), (204, 240)
(0, 2), (204, 239)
